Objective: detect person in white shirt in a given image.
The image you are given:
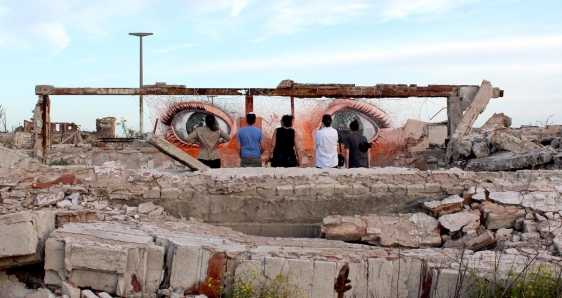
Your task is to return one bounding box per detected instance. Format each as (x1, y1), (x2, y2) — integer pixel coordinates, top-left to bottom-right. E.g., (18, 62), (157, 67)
(314, 114), (339, 168)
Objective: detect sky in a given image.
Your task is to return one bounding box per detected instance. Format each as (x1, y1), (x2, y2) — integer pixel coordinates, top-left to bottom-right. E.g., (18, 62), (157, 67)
(0, 0), (561, 135)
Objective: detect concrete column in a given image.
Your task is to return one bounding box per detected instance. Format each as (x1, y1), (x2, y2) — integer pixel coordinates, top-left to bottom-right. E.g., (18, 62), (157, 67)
(245, 95), (254, 114)
(291, 96), (295, 116)
(446, 96), (462, 138)
(32, 96), (43, 160)
(32, 95), (50, 163)
(43, 95), (51, 160)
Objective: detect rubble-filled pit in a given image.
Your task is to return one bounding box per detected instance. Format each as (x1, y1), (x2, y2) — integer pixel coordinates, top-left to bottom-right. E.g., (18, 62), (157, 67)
(1, 141), (562, 297)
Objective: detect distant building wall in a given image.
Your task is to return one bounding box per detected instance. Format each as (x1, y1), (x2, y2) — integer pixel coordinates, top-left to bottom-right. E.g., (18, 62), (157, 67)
(96, 117), (116, 138)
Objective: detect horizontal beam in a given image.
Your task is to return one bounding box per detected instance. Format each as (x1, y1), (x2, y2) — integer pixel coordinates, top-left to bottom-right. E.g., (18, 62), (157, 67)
(36, 84), (503, 99)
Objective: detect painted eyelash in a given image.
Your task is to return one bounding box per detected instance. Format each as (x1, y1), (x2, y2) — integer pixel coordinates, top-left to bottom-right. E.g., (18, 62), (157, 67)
(161, 102), (211, 126)
(324, 99), (391, 129)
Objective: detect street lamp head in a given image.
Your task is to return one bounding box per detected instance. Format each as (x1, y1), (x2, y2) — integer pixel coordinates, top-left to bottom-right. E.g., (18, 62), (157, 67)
(129, 32), (153, 37)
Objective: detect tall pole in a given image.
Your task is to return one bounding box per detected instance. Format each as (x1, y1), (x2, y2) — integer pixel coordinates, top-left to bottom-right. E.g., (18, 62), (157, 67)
(129, 32), (153, 134)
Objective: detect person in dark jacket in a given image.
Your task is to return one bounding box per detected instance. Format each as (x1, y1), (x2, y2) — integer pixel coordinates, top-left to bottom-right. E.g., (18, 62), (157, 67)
(269, 115), (301, 167)
(343, 119), (371, 168)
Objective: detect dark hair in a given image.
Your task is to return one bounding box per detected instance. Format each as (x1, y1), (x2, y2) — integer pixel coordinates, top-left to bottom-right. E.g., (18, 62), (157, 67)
(246, 113), (256, 125)
(349, 119), (360, 132)
(205, 114), (218, 131)
(321, 114), (332, 127)
(281, 115), (293, 127)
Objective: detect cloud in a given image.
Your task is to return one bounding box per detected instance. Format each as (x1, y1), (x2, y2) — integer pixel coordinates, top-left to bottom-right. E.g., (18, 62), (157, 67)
(166, 35), (562, 75)
(0, 0), (153, 52)
(264, 0), (371, 35)
(379, 0), (483, 20)
(28, 22), (71, 52)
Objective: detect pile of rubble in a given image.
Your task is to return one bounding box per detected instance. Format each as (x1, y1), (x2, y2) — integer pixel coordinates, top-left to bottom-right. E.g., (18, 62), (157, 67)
(322, 186), (562, 257)
(448, 113), (562, 171)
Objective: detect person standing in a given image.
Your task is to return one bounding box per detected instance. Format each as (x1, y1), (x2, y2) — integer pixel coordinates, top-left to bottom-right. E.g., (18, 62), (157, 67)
(314, 114), (339, 168)
(237, 112), (265, 167)
(269, 115), (301, 167)
(185, 114), (231, 169)
(344, 119), (371, 168)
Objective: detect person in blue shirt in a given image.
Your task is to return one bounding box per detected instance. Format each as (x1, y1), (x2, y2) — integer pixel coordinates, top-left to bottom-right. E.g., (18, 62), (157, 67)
(236, 112), (265, 167)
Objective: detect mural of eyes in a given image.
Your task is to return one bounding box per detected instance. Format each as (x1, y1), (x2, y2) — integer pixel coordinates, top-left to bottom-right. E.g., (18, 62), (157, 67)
(160, 102), (236, 148)
(324, 99), (390, 143)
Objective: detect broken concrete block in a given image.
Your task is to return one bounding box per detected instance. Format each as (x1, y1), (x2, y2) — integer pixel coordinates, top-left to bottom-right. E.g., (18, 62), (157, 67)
(148, 206), (164, 217)
(465, 230), (495, 251)
(36, 191), (65, 207)
(144, 133), (209, 171)
(97, 293), (112, 298)
(489, 130), (542, 154)
(480, 113), (512, 132)
(486, 208), (526, 230)
(495, 228), (513, 241)
(521, 192), (561, 212)
(453, 138), (472, 159)
(521, 232), (541, 241)
(465, 148), (555, 172)
(430, 269), (464, 298)
(49, 222), (164, 297)
(472, 142), (490, 158)
(24, 288), (56, 298)
(423, 194), (464, 217)
(438, 211), (480, 233)
(56, 211), (98, 227)
(137, 201), (158, 214)
(0, 210), (57, 270)
(62, 281), (80, 298)
(363, 213), (441, 248)
(81, 289), (99, 298)
(523, 220), (538, 233)
(322, 216), (365, 242)
(488, 191), (523, 205)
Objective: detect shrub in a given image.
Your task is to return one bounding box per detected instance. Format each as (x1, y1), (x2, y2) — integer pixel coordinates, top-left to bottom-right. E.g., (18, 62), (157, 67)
(469, 263), (562, 298)
(207, 268), (304, 298)
(49, 158), (69, 166)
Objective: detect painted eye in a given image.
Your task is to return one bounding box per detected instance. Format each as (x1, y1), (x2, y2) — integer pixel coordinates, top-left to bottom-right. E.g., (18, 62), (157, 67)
(324, 99), (390, 143)
(171, 111), (231, 141)
(160, 102), (236, 148)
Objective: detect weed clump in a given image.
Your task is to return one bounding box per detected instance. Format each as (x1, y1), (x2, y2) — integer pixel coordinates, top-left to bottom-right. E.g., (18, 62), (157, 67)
(469, 263), (562, 298)
(206, 268), (305, 298)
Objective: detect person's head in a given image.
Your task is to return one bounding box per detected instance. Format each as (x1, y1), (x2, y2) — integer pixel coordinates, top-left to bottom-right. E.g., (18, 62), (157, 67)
(281, 115), (293, 128)
(246, 112), (256, 125)
(321, 114), (332, 127)
(349, 119), (360, 132)
(205, 114), (218, 131)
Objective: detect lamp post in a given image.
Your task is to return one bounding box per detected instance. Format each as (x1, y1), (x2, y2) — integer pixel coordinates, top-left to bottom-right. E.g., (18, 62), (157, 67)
(129, 32), (153, 134)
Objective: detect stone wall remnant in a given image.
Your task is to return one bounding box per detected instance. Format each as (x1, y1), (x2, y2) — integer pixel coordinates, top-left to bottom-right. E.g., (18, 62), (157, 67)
(95, 117), (116, 139)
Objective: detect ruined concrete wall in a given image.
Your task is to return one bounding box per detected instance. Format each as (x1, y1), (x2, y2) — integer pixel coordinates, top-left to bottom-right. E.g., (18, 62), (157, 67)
(45, 146), (188, 169)
(95, 117), (116, 138)
(2, 163), (562, 224)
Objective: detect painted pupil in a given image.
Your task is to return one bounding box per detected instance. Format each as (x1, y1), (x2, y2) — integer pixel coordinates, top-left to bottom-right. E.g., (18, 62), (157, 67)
(332, 111), (364, 142)
(185, 112), (208, 135)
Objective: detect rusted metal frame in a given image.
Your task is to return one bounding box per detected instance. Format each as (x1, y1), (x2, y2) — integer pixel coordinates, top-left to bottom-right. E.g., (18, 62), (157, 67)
(37, 85), (502, 99)
(245, 95), (254, 114)
(290, 96), (295, 116)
